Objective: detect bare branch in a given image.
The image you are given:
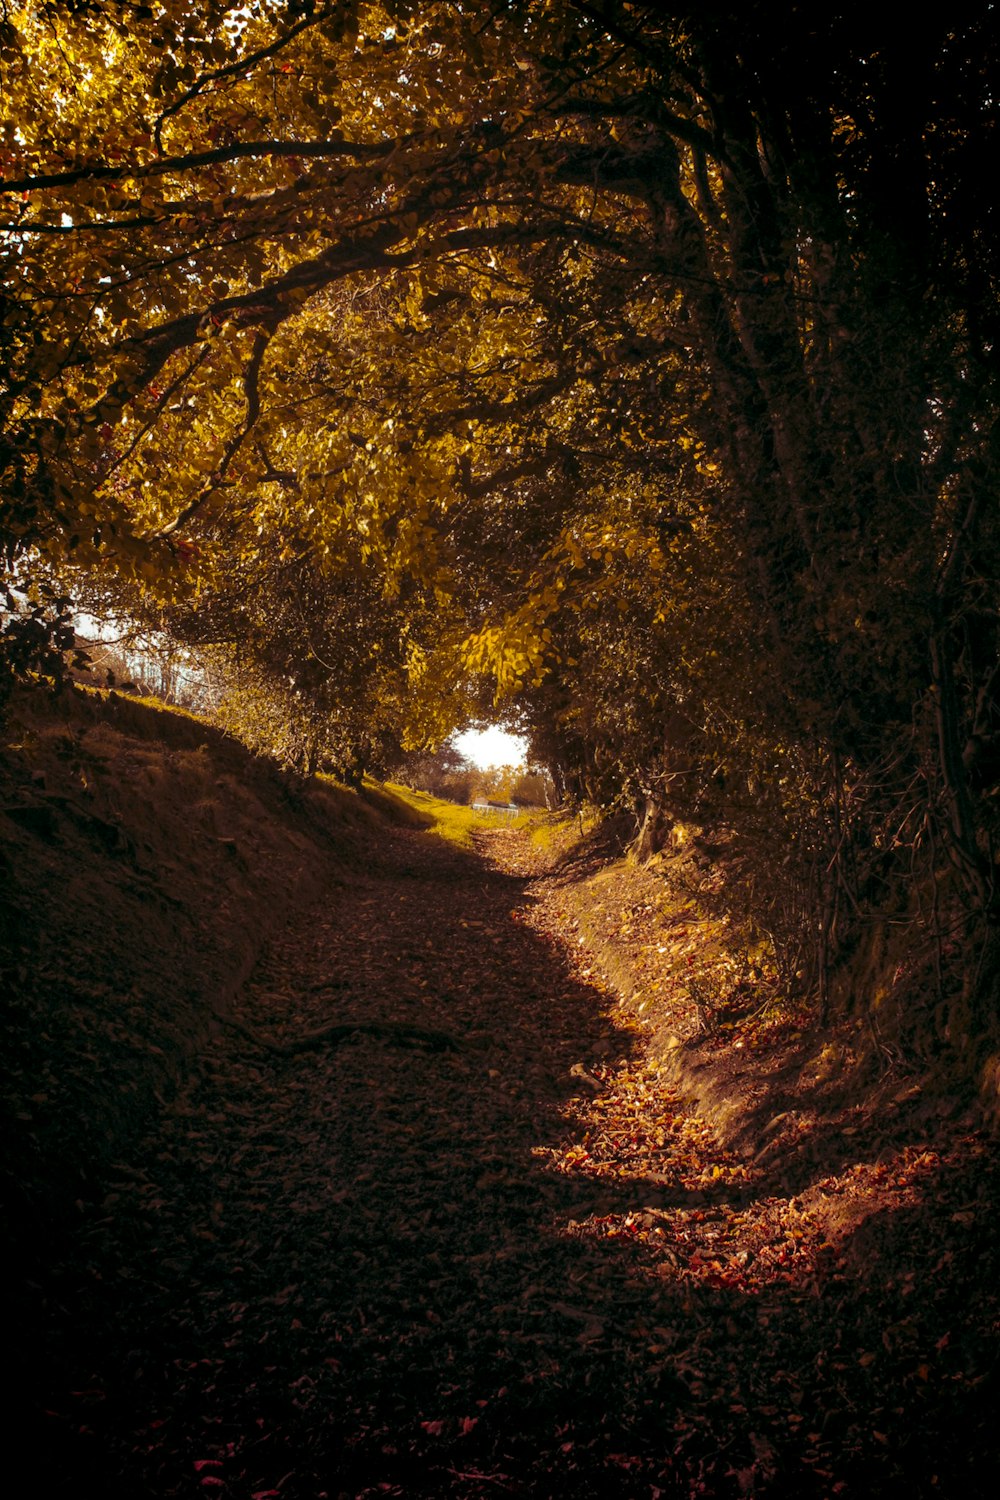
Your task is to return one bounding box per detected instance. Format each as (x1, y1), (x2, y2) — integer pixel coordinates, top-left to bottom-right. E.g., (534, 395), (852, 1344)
(0, 136), (396, 196)
(156, 331), (271, 538)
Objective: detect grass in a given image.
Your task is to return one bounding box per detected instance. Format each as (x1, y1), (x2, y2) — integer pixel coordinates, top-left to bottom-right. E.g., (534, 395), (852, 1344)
(358, 780), (435, 830)
(521, 805), (599, 854)
(381, 782), (542, 849)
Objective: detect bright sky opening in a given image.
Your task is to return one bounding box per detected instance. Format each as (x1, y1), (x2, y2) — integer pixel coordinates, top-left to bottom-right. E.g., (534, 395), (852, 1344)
(451, 727), (528, 769)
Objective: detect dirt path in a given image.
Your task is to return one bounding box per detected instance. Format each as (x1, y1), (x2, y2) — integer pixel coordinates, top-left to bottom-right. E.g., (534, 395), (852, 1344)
(26, 823), (999, 1497)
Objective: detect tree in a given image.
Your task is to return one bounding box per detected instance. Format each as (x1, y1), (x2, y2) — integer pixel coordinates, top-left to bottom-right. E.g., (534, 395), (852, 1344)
(5, 2), (1000, 1062)
(396, 743), (476, 804)
(510, 766), (551, 808)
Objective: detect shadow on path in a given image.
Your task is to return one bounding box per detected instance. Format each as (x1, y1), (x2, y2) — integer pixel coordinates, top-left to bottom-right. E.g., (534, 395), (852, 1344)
(24, 823), (1000, 1499)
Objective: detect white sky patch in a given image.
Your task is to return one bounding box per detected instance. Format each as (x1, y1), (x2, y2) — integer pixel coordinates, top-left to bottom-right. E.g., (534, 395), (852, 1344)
(451, 726), (527, 769)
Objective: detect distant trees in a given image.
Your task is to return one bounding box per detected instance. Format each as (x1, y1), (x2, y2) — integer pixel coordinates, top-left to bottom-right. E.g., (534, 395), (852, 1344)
(394, 745), (552, 808)
(395, 747), (551, 809)
(73, 628), (213, 709)
(509, 768), (551, 809)
(396, 744), (477, 805)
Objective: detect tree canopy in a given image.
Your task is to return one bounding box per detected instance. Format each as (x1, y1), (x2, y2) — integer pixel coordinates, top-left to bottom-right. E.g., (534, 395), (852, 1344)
(5, 1), (1000, 1063)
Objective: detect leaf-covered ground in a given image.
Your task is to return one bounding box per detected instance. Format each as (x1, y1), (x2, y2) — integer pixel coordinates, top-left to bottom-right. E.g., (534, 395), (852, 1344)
(16, 818), (1000, 1498)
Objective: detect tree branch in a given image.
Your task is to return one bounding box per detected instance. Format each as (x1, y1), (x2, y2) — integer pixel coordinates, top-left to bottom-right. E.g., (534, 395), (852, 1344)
(153, 5), (339, 153)
(155, 331), (271, 538)
(0, 136), (396, 196)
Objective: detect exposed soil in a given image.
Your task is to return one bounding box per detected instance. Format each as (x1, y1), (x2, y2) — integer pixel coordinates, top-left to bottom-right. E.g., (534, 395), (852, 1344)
(10, 797), (1000, 1498)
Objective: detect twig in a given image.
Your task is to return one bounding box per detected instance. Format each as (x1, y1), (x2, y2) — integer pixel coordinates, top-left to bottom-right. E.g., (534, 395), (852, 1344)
(444, 1471), (513, 1491)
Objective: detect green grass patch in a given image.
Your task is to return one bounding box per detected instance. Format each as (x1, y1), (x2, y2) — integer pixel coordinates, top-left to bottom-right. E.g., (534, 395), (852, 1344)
(379, 782), (483, 847)
(522, 806), (595, 854)
(359, 780), (435, 830)
(380, 783), (545, 848)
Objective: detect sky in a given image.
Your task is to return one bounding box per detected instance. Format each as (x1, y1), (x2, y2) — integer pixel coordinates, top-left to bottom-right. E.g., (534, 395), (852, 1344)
(451, 726), (528, 769)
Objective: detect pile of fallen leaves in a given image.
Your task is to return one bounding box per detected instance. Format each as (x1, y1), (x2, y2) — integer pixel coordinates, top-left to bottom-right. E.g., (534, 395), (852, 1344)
(7, 745), (1000, 1496)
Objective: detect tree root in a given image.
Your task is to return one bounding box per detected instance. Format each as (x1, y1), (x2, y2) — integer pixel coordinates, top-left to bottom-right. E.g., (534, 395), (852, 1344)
(221, 1013), (459, 1057)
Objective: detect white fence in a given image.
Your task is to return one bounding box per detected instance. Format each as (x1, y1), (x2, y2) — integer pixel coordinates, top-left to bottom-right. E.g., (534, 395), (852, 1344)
(471, 801), (520, 822)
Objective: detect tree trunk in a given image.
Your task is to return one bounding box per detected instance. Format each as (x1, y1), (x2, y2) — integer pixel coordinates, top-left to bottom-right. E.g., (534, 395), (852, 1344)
(633, 794), (670, 862)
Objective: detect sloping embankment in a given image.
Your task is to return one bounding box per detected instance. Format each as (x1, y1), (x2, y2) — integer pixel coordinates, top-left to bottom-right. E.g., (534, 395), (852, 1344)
(0, 686), (383, 1250)
(526, 813), (979, 1182)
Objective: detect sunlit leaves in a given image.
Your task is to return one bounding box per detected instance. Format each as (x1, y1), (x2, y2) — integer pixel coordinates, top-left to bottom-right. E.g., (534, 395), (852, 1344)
(5, 1), (1000, 1055)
